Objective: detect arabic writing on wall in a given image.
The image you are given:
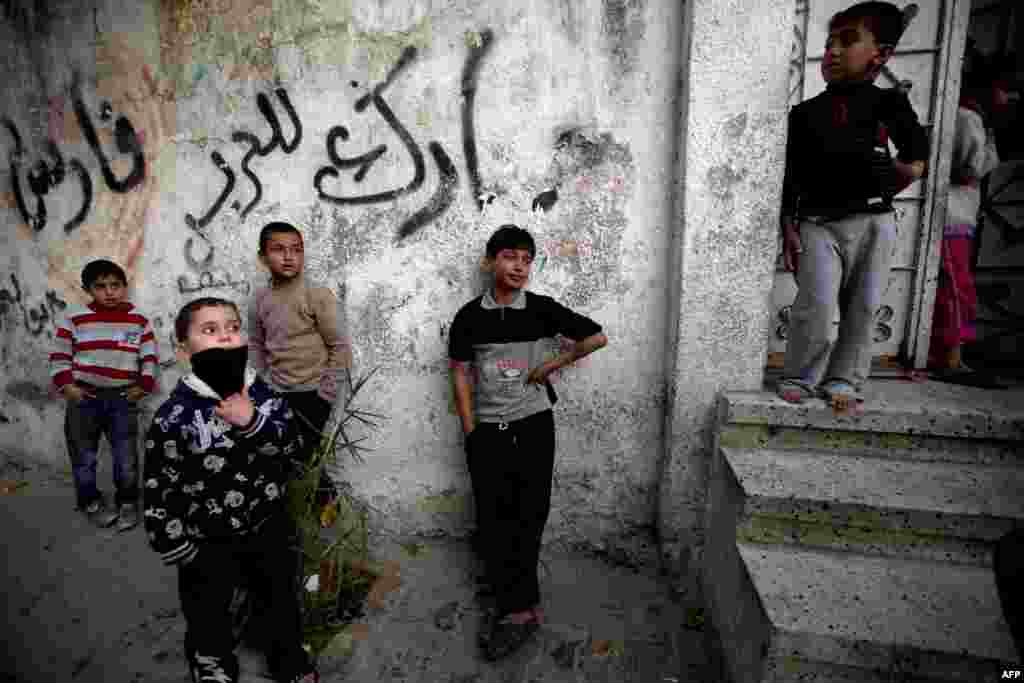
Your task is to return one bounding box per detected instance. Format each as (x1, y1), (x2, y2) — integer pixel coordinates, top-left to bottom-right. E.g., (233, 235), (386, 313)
(2, 71), (147, 237)
(0, 273), (68, 339)
(185, 31), (497, 245)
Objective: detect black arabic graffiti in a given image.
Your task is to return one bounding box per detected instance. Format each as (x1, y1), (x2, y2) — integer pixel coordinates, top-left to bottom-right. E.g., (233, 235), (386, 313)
(0, 273), (67, 337)
(315, 44), (476, 240)
(461, 29), (495, 211)
(186, 88), (303, 230)
(185, 151), (235, 232)
(315, 47), (427, 207)
(72, 72), (146, 193)
(177, 236), (250, 296)
(3, 119), (93, 234)
(398, 141), (458, 239)
(177, 269), (251, 295)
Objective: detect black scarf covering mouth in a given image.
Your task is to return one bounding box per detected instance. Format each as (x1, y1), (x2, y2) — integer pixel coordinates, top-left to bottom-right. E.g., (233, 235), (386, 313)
(190, 345), (248, 399)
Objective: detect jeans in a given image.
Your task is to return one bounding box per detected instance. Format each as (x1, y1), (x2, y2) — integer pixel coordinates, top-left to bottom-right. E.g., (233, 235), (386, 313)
(466, 409), (556, 616)
(64, 385), (140, 508)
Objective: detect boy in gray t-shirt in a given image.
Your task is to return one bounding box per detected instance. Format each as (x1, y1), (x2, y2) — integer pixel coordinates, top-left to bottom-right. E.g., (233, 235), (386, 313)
(448, 225), (607, 661)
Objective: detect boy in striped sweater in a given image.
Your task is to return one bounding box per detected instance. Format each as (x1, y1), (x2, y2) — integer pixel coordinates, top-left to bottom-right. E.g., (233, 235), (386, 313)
(50, 259), (158, 530)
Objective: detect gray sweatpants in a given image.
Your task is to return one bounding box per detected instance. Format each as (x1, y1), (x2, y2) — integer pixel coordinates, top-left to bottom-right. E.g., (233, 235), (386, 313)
(783, 211), (897, 391)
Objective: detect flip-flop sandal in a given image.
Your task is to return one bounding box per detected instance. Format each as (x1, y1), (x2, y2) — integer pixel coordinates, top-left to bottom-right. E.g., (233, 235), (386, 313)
(777, 379), (815, 404)
(818, 380), (862, 414)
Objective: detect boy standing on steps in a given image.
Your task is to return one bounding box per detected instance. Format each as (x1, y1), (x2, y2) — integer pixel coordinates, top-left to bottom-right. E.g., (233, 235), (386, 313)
(777, 1), (929, 412)
(50, 259), (157, 531)
(248, 222), (350, 504)
(448, 225), (608, 661)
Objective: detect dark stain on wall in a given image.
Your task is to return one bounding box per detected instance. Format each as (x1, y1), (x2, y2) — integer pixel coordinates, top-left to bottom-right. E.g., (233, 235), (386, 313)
(553, 127), (631, 175)
(330, 205), (399, 271)
(706, 164), (747, 200)
(558, 0), (579, 45)
(602, 0), (645, 87)
(541, 128), (634, 311)
(723, 112), (748, 140)
(5, 380), (49, 409)
(2, 0), (57, 36)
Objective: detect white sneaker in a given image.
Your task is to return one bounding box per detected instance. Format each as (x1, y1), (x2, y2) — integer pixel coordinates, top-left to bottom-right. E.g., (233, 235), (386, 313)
(84, 500), (119, 528)
(116, 503), (138, 532)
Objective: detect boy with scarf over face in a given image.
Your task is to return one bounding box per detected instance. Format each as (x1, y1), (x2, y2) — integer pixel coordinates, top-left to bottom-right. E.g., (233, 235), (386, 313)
(777, 1), (929, 411)
(142, 297), (318, 683)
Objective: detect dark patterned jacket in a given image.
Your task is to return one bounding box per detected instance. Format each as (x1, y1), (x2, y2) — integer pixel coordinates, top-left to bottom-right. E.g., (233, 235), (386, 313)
(142, 370), (304, 566)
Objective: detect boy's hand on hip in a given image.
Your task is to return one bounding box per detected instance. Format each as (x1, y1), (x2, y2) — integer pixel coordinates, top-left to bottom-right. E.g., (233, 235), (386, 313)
(216, 387), (255, 427)
(872, 158), (921, 197)
(124, 385), (147, 402)
(782, 220), (802, 273)
(61, 384), (94, 403)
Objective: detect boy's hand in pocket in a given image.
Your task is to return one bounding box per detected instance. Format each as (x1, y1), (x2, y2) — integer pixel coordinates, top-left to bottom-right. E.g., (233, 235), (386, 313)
(124, 385), (147, 402)
(61, 384), (95, 403)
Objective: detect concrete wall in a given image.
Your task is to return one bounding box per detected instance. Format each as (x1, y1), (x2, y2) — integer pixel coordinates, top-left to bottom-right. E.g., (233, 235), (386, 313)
(0, 0), (683, 567)
(660, 0), (792, 577)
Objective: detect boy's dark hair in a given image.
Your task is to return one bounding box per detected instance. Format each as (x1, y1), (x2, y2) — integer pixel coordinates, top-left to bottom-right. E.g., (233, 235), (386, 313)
(174, 297), (240, 342)
(81, 259), (127, 289)
(485, 224), (536, 260)
(259, 221), (303, 254)
(829, 2), (906, 48)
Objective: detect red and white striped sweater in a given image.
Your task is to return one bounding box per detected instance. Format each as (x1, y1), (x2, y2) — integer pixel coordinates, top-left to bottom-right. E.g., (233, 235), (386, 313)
(50, 302), (158, 393)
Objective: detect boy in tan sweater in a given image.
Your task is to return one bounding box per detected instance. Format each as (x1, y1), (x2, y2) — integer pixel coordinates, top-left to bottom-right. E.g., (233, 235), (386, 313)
(248, 222), (351, 505)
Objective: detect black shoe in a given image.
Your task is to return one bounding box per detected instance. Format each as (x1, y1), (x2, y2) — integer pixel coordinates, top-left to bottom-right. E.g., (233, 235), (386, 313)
(477, 607), (497, 651)
(483, 618), (539, 661)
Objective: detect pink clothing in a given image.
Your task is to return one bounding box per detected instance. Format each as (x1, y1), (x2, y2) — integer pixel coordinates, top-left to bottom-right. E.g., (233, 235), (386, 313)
(929, 106), (999, 367)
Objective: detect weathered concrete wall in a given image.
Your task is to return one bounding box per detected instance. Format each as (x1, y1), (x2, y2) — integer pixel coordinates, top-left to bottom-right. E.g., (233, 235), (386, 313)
(0, 0), (680, 566)
(660, 0), (792, 578)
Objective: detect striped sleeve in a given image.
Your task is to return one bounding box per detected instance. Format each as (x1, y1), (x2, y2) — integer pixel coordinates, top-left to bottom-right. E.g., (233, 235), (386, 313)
(50, 313), (76, 389)
(139, 318), (158, 394)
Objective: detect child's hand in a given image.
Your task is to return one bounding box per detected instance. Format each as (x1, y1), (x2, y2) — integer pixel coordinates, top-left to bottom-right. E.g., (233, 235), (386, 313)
(61, 384), (95, 403)
(527, 363), (554, 386)
(215, 387), (255, 427)
(869, 153), (922, 198)
(888, 160), (922, 196)
(781, 220), (802, 273)
(123, 385), (147, 402)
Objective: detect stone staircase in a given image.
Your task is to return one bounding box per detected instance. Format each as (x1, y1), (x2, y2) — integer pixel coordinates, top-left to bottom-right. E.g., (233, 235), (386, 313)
(703, 386), (1024, 682)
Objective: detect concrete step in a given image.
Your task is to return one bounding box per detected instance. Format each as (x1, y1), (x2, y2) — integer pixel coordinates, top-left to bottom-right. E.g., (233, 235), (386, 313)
(723, 447), (1024, 566)
(735, 543), (1017, 682)
(719, 387), (1024, 466)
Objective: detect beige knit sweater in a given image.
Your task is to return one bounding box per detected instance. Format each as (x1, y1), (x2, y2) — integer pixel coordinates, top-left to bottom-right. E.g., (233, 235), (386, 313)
(247, 277), (351, 403)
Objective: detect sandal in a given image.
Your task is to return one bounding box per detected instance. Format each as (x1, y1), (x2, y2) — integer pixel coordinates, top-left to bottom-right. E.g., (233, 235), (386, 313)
(818, 379), (861, 413)
(776, 378), (815, 404)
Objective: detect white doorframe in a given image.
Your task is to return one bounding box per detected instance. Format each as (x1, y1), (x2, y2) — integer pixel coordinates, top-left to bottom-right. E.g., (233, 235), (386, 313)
(906, 0), (972, 368)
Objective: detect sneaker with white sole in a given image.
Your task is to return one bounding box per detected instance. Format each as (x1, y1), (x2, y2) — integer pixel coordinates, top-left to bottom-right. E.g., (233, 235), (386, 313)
(83, 500), (119, 528)
(116, 503), (138, 532)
